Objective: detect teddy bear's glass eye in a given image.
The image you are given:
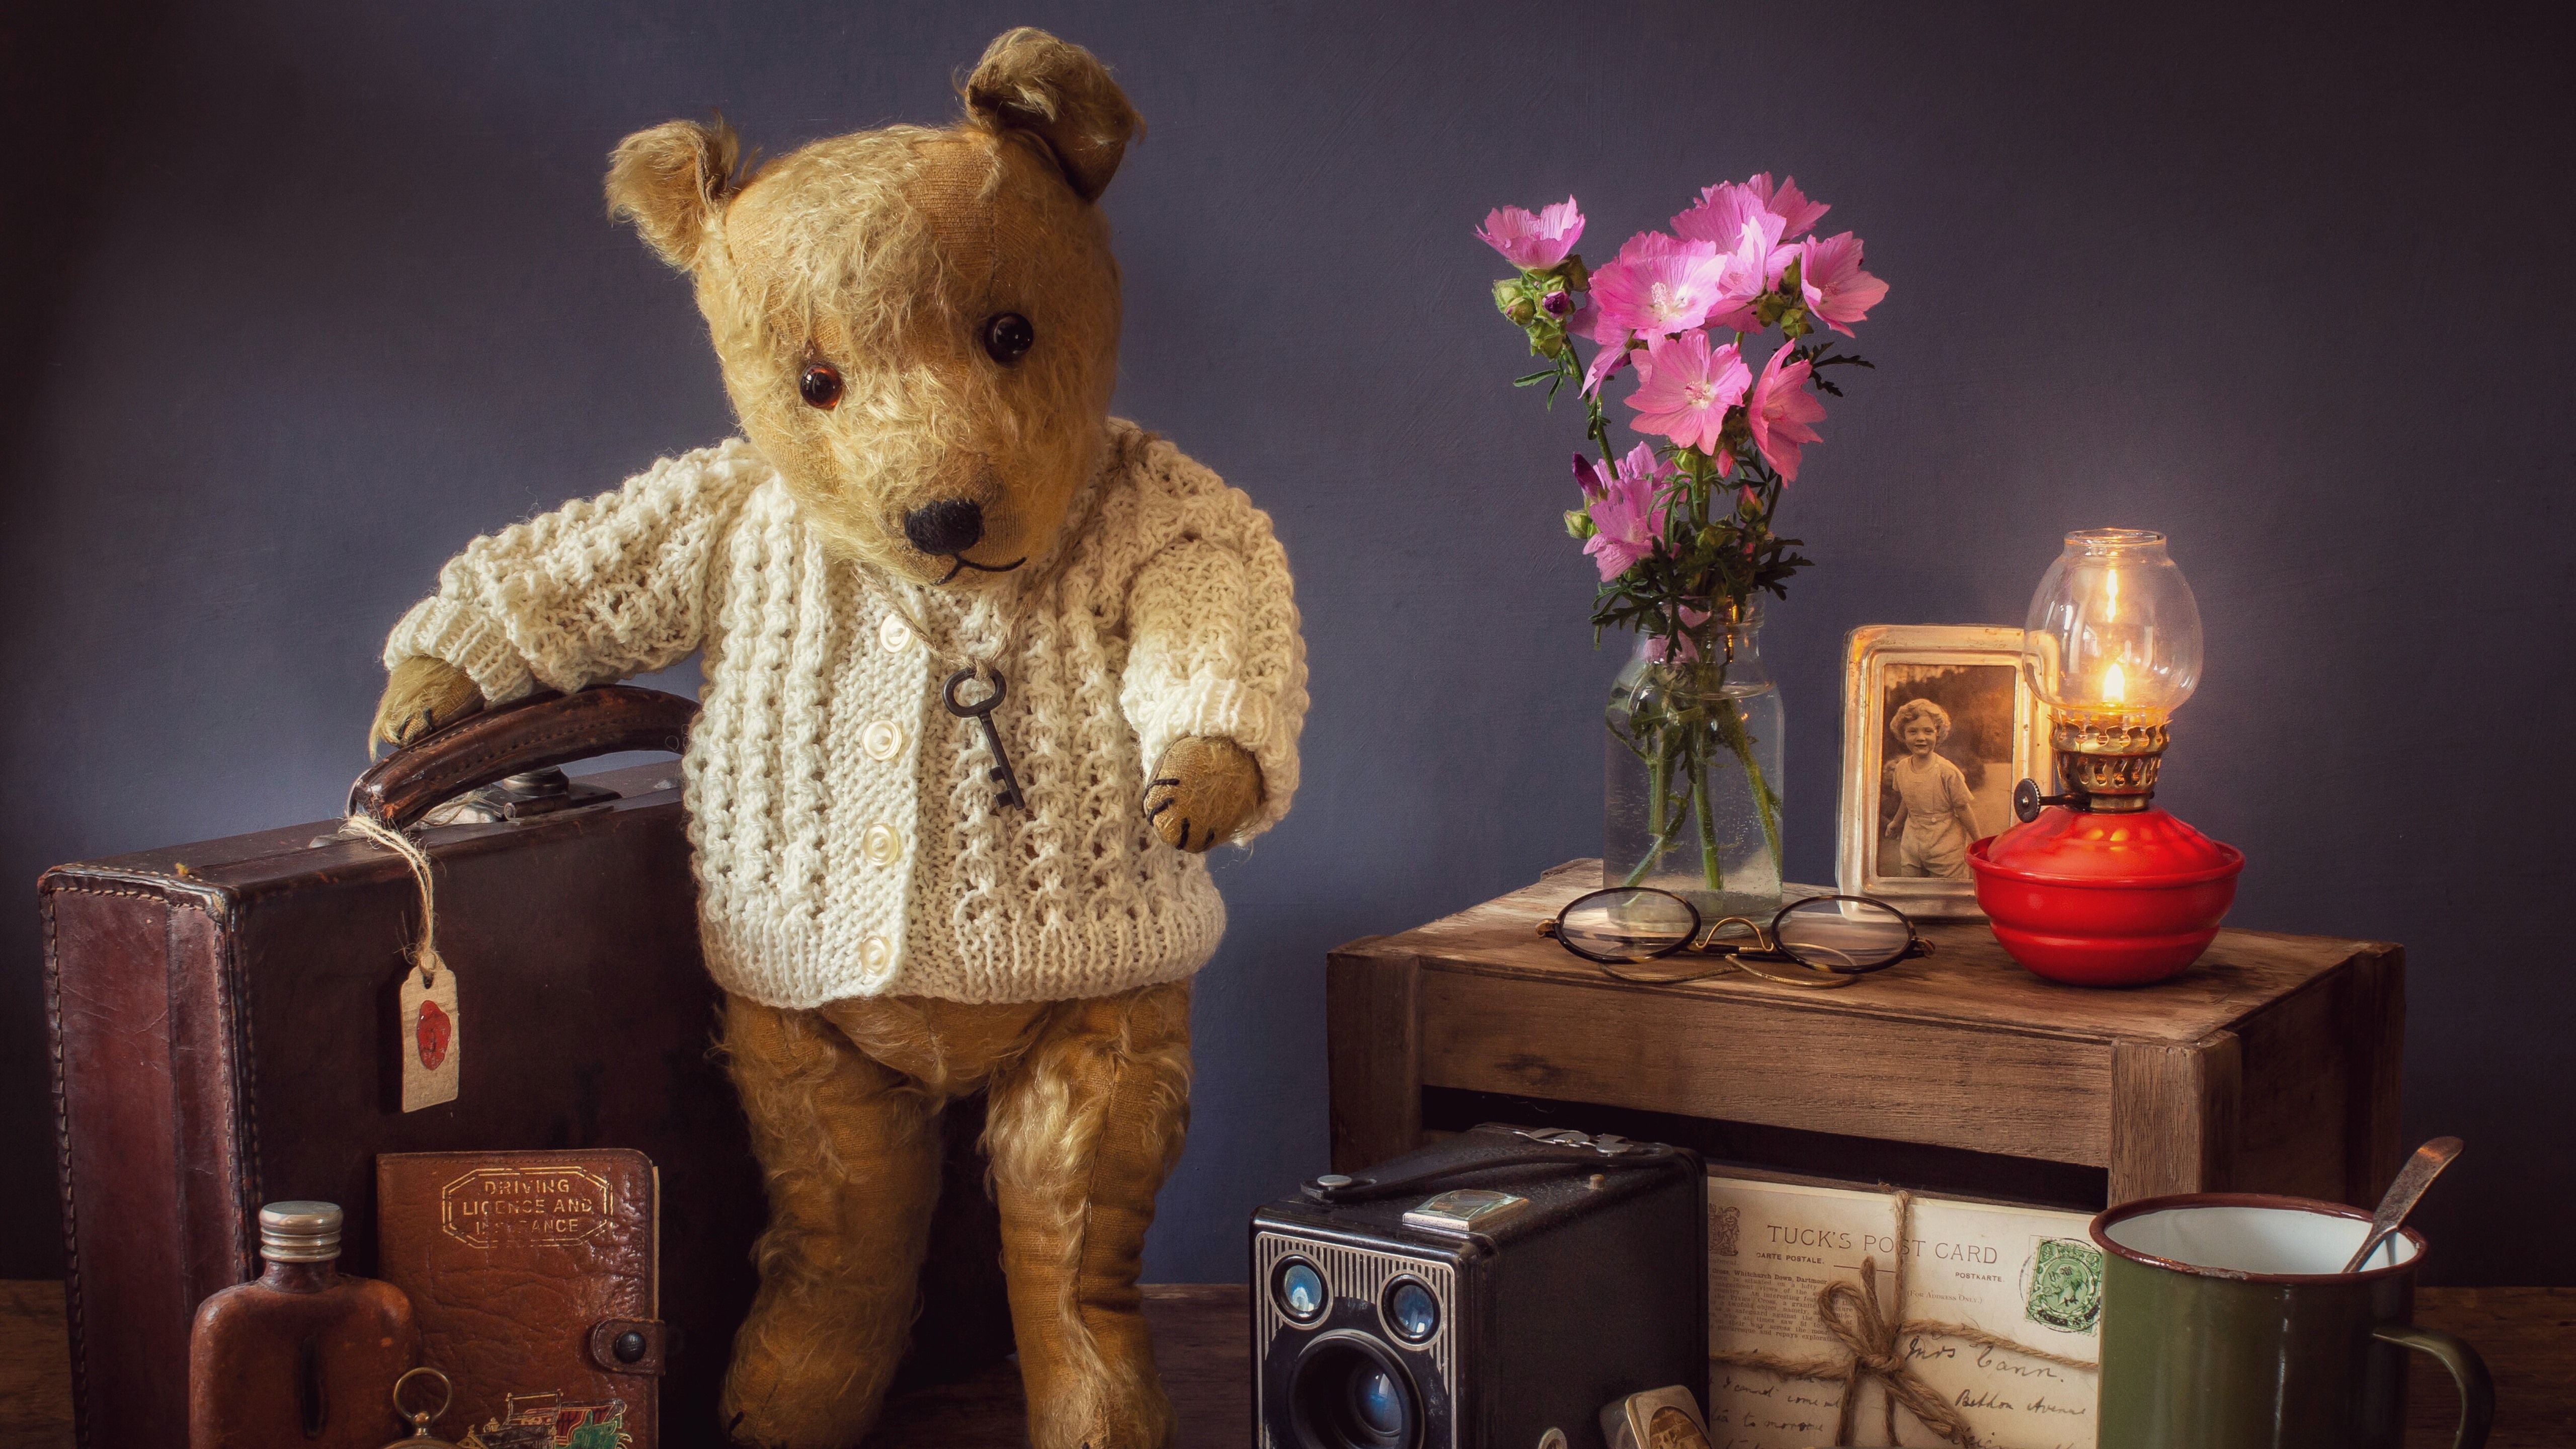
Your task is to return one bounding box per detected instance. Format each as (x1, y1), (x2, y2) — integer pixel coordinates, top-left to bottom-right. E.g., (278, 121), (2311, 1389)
(982, 313), (1035, 365)
(799, 363), (843, 409)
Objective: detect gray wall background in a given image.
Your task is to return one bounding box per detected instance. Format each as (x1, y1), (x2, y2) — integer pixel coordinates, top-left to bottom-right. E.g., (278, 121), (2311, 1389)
(4, 2), (2568, 1287)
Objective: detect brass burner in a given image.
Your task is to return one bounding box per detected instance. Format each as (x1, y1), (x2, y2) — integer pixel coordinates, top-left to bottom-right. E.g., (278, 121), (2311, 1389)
(2051, 718), (2167, 814)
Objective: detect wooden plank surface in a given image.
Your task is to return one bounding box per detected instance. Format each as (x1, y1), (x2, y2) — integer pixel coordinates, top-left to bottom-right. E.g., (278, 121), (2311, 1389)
(1367, 860), (2385, 1047)
(1325, 937), (1421, 1174)
(0, 1279), (75, 1449)
(1418, 967), (2118, 1165)
(2107, 1033), (2242, 1200)
(1, 1280), (2565, 1445)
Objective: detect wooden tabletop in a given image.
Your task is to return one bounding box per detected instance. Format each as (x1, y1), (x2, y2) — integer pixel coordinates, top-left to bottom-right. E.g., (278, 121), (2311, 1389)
(1362, 860), (2392, 1048)
(5, 1280), (2564, 1446)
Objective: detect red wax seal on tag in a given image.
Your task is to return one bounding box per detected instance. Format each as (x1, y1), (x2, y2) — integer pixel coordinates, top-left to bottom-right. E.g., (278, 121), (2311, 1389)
(416, 998), (452, 1070)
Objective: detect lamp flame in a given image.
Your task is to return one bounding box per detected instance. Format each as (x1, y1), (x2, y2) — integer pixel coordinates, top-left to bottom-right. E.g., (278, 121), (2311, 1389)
(2102, 662), (2126, 705)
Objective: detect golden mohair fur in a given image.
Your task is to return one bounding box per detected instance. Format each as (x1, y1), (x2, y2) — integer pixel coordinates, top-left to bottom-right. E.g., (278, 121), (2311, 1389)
(600, 29), (1136, 591)
(375, 33), (1261, 1445)
(719, 984), (1191, 1449)
(1143, 736), (1265, 852)
(367, 653), (484, 755)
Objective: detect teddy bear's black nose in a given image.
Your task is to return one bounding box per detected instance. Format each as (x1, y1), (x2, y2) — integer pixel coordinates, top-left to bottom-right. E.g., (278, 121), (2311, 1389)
(903, 499), (985, 555)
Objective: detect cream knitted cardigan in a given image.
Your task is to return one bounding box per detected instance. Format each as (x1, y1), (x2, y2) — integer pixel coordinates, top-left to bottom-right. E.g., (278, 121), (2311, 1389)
(385, 421), (1306, 1008)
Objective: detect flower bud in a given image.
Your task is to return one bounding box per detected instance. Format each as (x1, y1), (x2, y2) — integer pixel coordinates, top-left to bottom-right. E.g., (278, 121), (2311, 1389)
(1542, 289), (1573, 317)
(1565, 509), (1597, 540)
(1557, 255), (1589, 291)
(1506, 296), (1538, 327)
(1571, 452), (1605, 499)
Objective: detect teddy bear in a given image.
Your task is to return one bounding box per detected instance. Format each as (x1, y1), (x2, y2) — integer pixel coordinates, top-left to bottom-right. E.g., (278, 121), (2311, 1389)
(368, 29), (1307, 1448)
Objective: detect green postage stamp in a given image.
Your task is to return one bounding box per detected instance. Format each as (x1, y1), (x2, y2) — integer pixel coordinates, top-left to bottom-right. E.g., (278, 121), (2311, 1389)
(2022, 1237), (2106, 1333)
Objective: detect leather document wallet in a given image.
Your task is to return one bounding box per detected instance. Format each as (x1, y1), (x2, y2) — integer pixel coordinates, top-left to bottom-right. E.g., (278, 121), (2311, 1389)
(378, 1148), (665, 1448)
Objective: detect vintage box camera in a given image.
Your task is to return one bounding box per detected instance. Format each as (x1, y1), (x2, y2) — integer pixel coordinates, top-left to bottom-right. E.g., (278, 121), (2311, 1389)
(1251, 1123), (1707, 1449)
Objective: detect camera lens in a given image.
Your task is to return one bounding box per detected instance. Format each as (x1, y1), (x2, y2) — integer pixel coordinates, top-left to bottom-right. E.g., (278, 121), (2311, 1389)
(1383, 1278), (1439, 1342)
(1290, 1335), (1418, 1448)
(1275, 1260), (1328, 1323)
(1350, 1367), (1405, 1435)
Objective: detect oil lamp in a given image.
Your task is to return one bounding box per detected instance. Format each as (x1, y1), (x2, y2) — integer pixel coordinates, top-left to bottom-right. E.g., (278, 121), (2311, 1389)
(1968, 529), (2244, 985)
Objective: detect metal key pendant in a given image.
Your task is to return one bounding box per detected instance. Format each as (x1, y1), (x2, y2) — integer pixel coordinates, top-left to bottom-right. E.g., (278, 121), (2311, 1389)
(942, 667), (1029, 811)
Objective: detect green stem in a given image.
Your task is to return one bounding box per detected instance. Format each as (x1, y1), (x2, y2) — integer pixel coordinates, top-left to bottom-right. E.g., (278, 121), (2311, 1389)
(1692, 760), (1723, 893)
(1712, 696), (1785, 879)
(1620, 726), (1687, 888)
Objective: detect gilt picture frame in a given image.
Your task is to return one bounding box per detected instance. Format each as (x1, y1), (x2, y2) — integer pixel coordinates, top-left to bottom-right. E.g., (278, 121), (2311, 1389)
(1836, 624), (2052, 920)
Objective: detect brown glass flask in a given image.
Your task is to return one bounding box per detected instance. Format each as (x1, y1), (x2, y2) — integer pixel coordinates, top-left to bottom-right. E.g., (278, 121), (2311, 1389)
(187, 1200), (421, 1448)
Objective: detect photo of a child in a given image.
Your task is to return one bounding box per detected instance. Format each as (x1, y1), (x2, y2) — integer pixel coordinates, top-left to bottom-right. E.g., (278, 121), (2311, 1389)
(1882, 699), (1981, 877)
(1873, 664), (2017, 881)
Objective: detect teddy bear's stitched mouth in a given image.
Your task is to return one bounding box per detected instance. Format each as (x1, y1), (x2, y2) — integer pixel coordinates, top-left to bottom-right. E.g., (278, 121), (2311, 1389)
(933, 552), (1029, 585)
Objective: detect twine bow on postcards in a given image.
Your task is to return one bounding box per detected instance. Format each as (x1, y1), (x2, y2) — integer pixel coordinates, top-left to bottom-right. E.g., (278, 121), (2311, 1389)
(343, 813), (462, 1112)
(1709, 1191), (2097, 1448)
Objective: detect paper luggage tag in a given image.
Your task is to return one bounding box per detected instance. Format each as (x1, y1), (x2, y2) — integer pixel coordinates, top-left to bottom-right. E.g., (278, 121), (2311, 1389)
(345, 812), (461, 1114)
(400, 966), (460, 1112)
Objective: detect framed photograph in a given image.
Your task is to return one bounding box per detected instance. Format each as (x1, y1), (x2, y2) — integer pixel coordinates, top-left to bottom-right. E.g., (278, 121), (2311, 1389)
(1836, 625), (2052, 919)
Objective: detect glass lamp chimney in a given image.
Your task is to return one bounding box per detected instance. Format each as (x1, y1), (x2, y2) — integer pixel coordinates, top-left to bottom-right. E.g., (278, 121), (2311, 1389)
(2021, 529), (2203, 811)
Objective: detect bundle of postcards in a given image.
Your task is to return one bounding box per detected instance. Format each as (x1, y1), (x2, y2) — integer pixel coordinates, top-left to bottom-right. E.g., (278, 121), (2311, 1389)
(1706, 1168), (2101, 1448)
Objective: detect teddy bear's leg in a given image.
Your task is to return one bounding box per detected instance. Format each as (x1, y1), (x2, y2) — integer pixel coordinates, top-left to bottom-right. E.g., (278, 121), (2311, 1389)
(715, 991), (942, 1449)
(985, 981), (1193, 1449)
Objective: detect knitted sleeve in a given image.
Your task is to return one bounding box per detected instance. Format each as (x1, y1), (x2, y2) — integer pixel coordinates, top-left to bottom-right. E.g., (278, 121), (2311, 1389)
(382, 439), (768, 703)
(1118, 486), (1310, 844)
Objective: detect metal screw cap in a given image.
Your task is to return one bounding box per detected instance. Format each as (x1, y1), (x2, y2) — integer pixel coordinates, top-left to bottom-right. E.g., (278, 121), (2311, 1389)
(258, 1200), (343, 1263)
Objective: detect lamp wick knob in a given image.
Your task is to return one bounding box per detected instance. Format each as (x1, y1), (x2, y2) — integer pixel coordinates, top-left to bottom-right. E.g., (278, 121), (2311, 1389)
(2013, 778), (2087, 822)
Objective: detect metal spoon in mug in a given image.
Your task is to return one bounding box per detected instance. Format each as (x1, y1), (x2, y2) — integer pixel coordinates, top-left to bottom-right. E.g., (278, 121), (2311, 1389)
(2342, 1136), (2464, 1273)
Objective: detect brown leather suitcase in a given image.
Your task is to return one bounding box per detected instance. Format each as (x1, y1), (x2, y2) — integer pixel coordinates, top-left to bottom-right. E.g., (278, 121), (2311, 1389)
(43, 687), (1009, 1448)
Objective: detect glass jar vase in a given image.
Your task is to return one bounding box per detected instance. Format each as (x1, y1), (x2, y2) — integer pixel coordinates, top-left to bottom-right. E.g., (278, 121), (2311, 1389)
(1604, 603), (1784, 919)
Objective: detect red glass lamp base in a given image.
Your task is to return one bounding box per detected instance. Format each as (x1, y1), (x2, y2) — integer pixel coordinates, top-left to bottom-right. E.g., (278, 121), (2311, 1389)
(1967, 805), (2244, 987)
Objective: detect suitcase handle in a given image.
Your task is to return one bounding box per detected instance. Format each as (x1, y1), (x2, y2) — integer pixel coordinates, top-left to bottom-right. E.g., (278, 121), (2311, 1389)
(349, 685), (699, 831)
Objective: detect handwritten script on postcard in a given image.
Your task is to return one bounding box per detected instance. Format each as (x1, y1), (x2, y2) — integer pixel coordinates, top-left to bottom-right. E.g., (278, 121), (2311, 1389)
(1705, 1174), (2101, 1449)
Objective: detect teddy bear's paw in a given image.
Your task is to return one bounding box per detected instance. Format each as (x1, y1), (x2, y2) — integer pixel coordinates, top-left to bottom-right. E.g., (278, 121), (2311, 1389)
(369, 656), (486, 757)
(1143, 736), (1262, 852)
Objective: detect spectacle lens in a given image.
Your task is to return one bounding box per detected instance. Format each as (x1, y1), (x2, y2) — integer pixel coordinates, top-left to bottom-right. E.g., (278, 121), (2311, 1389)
(1771, 896), (1913, 972)
(1554, 888), (1698, 963)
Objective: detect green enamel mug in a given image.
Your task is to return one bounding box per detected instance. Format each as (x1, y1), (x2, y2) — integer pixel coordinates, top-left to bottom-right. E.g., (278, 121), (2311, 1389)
(2091, 1193), (2492, 1449)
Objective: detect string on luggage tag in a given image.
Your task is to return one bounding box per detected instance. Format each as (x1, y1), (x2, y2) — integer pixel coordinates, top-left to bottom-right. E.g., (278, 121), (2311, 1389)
(342, 812), (462, 1111)
(342, 813), (449, 990)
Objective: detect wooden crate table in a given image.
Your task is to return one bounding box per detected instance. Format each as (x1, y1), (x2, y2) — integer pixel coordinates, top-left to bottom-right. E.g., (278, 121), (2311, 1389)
(1328, 861), (2404, 1210)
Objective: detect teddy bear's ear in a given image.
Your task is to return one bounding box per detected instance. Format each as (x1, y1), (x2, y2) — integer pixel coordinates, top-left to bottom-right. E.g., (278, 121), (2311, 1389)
(963, 28), (1142, 203)
(605, 118), (745, 272)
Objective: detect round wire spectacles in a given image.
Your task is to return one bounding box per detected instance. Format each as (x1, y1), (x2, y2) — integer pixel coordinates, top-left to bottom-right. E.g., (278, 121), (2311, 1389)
(1538, 888), (1933, 989)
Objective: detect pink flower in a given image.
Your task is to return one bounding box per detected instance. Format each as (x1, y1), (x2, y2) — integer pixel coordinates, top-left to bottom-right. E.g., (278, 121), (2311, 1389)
(1477, 197), (1585, 270)
(1646, 603), (1715, 663)
(1797, 231), (1887, 336)
(1581, 337), (1636, 397)
(1582, 443), (1673, 581)
(1672, 182), (1789, 287)
(1571, 451), (1605, 500)
(1746, 173), (1831, 240)
(1746, 345), (1828, 480)
(1588, 232), (1739, 338)
(1625, 329), (1750, 453)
